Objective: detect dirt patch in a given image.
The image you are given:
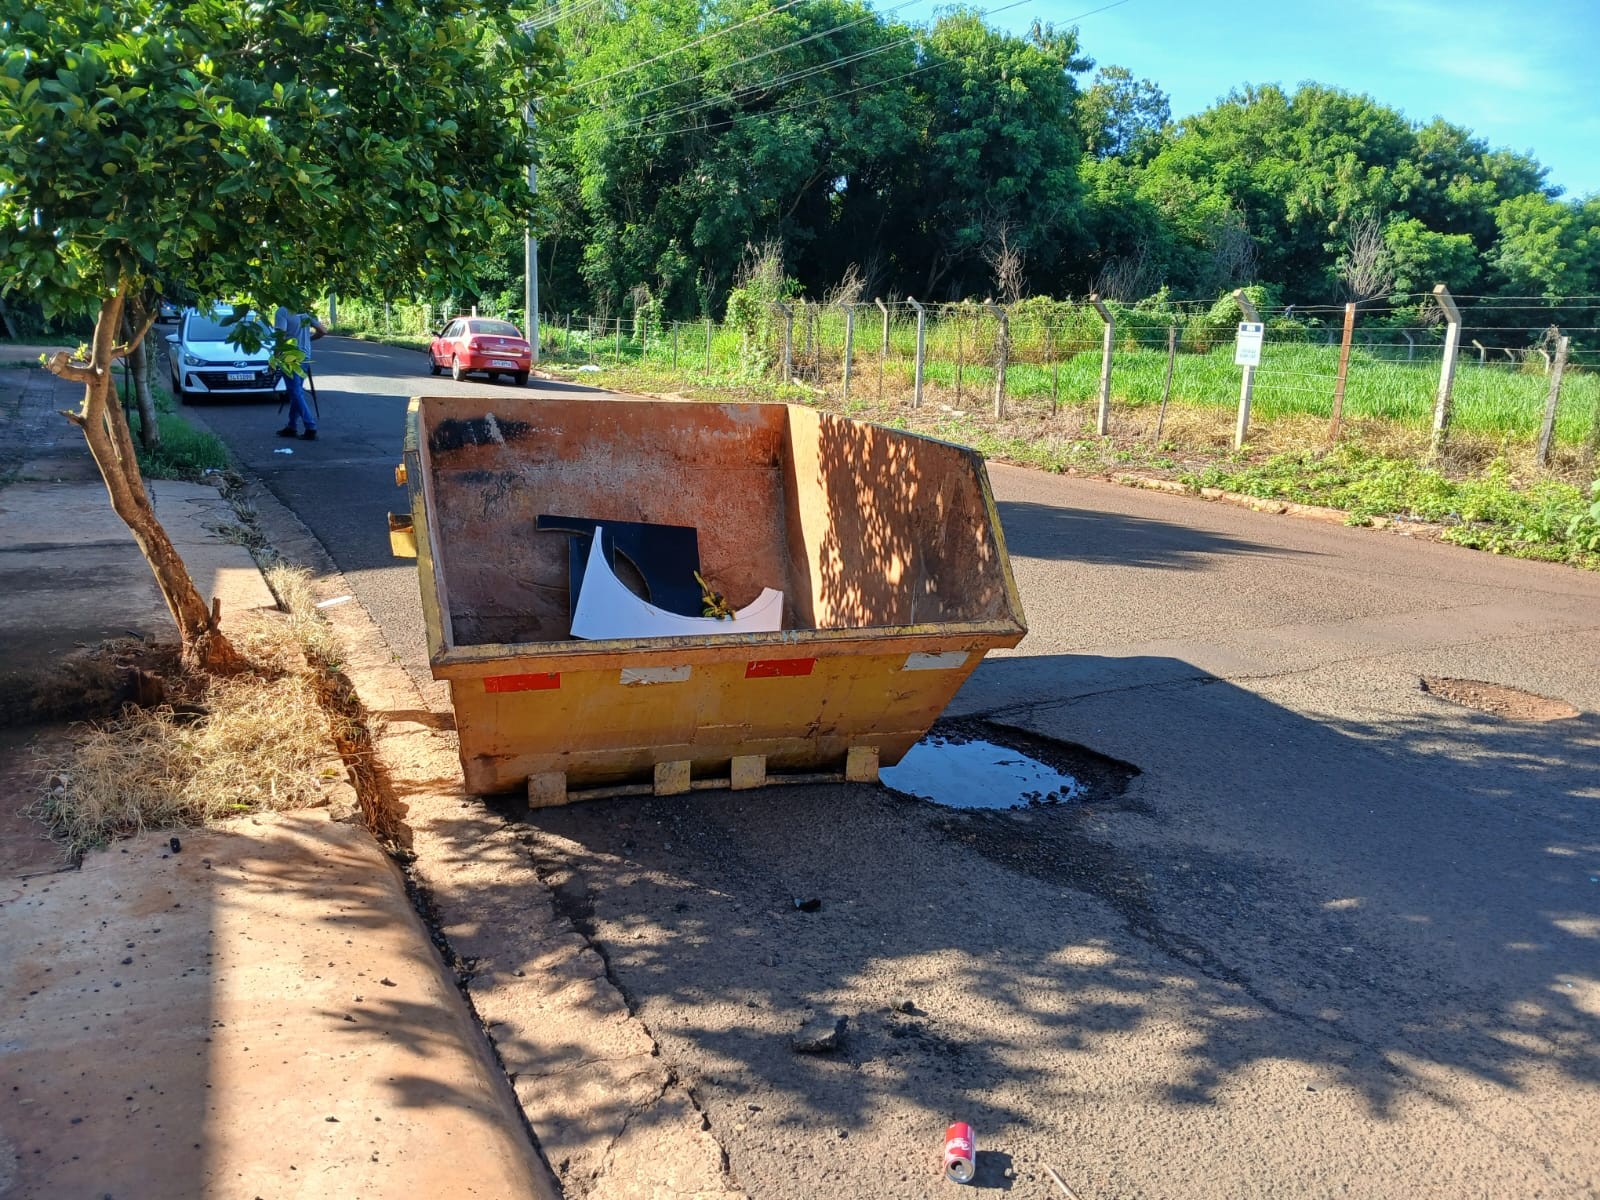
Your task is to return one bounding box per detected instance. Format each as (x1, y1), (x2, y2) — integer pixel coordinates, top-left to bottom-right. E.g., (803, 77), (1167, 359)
(1419, 676), (1580, 721)
(0, 636), (180, 728)
(0, 726), (73, 877)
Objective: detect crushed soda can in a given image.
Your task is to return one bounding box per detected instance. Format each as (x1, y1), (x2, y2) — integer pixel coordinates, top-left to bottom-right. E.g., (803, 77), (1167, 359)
(943, 1121), (976, 1184)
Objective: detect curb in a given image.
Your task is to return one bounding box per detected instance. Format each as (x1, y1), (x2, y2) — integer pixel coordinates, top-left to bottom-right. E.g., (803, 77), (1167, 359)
(1106, 471), (1395, 530)
(239, 476), (745, 1200)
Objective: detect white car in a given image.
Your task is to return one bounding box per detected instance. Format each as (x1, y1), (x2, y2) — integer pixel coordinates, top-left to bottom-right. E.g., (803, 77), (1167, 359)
(164, 307), (285, 403)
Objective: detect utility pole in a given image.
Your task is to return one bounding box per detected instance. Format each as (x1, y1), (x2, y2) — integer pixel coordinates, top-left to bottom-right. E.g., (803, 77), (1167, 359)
(523, 101), (540, 364)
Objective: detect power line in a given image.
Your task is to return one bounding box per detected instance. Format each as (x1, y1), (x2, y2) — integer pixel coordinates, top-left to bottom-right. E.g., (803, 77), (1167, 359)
(608, 0), (1101, 143)
(575, 0), (809, 91)
(595, 0), (929, 111)
(608, 25), (933, 133)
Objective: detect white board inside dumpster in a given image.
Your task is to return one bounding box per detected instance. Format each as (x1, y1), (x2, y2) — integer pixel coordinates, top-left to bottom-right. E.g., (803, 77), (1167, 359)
(569, 526), (784, 640)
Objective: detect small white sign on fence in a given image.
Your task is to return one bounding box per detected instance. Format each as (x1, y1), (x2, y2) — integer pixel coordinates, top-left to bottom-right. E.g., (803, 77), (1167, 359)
(1234, 321), (1264, 367)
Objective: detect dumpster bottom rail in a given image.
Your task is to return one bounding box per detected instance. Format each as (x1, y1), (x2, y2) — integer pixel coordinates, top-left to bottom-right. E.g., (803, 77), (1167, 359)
(526, 747), (880, 809)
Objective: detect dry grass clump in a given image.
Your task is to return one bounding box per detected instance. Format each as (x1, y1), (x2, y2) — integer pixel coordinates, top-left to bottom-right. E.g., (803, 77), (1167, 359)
(35, 609), (338, 856)
(264, 561), (341, 664)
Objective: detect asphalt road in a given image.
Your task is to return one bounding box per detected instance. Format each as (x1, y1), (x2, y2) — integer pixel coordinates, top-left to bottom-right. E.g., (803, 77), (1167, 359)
(197, 336), (1600, 1198)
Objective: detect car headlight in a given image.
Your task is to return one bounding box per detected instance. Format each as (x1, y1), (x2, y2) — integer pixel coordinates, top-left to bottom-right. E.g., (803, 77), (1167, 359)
(181, 351), (208, 367)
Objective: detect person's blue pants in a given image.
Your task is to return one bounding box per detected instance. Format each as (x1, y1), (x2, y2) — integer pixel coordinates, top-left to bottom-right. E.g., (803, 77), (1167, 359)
(283, 373), (316, 432)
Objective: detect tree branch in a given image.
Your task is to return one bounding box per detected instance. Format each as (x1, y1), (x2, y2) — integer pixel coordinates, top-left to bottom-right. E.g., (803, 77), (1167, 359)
(45, 351), (99, 384)
(115, 298), (162, 355)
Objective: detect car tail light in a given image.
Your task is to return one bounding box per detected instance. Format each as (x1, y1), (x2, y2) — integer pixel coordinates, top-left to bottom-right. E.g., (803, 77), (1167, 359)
(467, 337), (484, 350)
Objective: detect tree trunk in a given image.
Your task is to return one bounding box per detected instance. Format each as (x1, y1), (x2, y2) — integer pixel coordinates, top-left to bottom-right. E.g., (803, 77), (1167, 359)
(48, 291), (241, 674)
(123, 314), (161, 451)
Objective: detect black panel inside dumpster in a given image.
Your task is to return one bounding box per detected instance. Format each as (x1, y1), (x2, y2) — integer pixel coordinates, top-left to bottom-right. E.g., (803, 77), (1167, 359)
(536, 516), (704, 619)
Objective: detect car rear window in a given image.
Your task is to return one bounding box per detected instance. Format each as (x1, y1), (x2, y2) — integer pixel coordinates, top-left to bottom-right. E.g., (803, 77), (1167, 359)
(471, 320), (522, 337)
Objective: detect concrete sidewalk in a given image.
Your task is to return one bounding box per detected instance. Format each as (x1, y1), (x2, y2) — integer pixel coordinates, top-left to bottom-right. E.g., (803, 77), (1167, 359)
(0, 364), (557, 1199)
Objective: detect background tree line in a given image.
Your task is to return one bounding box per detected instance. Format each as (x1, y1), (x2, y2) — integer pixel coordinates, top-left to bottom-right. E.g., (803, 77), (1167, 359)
(496, 0), (1597, 338)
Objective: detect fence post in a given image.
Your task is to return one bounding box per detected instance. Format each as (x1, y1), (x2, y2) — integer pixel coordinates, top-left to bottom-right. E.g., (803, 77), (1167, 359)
(983, 301), (1009, 419)
(1232, 288), (1260, 450)
(1154, 324), (1177, 443)
(672, 322), (679, 370)
(1089, 293), (1114, 436)
(774, 301), (794, 384)
(1536, 334), (1570, 468)
(1402, 329), (1414, 361)
(908, 297), (927, 408)
(875, 298), (889, 401)
(614, 317), (622, 360)
(840, 302), (855, 401)
(705, 319), (712, 372)
(1431, 284), (1463, 459)
(384, 300), (392, 336)
(955, 306), (964, 406)
(1330, 301), (1356, 444)
(1049, 317), (1060, 415)
(1471, 339), (1487, 365)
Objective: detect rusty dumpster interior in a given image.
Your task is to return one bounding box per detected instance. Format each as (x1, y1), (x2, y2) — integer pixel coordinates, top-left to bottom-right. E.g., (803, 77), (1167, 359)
(415, 397), (1014, 650)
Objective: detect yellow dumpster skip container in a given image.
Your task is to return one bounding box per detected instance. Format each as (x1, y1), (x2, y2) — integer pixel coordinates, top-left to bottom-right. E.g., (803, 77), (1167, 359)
(397, 396), (1027, 799)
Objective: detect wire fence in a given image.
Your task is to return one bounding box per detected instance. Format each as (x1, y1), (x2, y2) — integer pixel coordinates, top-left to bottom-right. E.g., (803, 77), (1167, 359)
(338, 293), (1600, 462)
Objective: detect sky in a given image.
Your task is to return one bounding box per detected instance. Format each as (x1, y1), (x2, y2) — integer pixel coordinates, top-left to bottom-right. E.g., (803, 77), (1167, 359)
(991, 0), (1600, 199)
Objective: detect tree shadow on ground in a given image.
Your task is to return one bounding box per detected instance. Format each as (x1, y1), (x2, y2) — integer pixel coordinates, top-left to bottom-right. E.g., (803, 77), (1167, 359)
(995, 498), (1313, 570)
(440, 652), (1599, 1192)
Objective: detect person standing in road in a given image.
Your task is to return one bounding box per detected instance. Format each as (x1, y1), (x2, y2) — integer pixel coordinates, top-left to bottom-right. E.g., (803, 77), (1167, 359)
(273, 306), (327, 440)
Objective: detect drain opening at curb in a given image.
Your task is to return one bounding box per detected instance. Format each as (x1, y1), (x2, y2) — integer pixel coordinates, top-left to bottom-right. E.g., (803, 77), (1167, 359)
(1419, 676), (1579, 722)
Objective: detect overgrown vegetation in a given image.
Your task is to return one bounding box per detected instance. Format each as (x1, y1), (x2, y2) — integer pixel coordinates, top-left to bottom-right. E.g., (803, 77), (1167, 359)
(1185, 451), (1600, 568)
(35, 612), (339, 855)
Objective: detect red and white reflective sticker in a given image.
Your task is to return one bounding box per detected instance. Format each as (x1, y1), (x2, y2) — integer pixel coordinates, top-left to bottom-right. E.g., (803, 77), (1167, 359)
(483, 672), (561, 693)
(620, 665), (691, 686)
(902, 651), (969, 671)
(745, 658), (815, 679)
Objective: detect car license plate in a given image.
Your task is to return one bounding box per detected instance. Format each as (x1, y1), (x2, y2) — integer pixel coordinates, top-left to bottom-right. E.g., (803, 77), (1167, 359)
(490, 359), (517, 369)
(227, 372), (254, 381)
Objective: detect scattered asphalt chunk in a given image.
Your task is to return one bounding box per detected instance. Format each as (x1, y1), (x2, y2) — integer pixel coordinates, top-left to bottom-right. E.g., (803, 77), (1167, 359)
(379, 977), (396, 987)
(169, 837), (181, 853)
(792, 1014), (845, 1054)
(891, 997), (920, 1015)
(792, 896), (822, 913)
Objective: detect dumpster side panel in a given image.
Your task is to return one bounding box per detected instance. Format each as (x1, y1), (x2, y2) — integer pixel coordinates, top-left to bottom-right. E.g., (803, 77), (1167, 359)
(451, 643), (1002, 794)
(783, 408), (1013, 630)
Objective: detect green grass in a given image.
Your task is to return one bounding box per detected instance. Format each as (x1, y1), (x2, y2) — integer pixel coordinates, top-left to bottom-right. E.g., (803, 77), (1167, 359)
(341, 329), (431, 352)
(131, 385), (230, 480)
(501, 316), (1600, 448)
(1183, 448), (1600, 568)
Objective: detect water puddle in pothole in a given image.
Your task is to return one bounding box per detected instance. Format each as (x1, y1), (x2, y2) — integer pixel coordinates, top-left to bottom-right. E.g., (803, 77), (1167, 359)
(880, 733), (1085, 810)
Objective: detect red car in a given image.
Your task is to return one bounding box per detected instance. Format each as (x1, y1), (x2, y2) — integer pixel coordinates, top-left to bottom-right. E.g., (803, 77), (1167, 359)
(428, 316), (532, 385)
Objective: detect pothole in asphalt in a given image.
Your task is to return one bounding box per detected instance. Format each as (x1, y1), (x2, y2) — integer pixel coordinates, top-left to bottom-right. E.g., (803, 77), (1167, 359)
(881, 718), (1137, 810)
(1419, 677), (1579, 722)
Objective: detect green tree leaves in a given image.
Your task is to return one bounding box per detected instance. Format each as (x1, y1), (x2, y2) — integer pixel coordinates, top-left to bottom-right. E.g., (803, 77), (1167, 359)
(0, 0), (562, 323)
